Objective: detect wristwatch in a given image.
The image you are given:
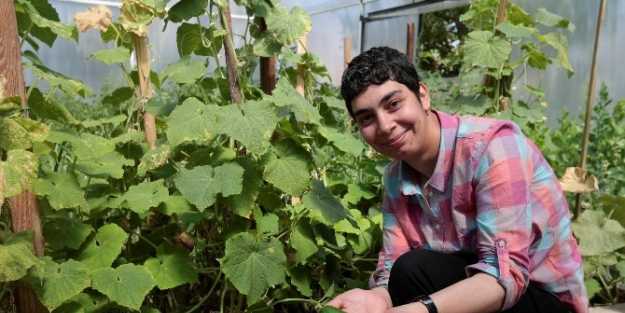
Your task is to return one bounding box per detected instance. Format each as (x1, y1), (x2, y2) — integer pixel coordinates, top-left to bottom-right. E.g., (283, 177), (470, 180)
(415, 294), (438, 313)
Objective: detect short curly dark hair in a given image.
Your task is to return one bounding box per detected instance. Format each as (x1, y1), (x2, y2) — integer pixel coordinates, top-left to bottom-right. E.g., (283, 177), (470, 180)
(340, 47), (421, 117)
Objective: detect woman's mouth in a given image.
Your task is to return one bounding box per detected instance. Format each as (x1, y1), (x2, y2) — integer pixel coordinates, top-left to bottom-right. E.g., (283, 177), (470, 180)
(382, 131), (407, 149)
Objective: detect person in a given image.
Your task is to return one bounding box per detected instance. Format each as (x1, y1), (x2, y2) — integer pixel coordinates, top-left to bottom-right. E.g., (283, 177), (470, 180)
(327, 47), (588, 313)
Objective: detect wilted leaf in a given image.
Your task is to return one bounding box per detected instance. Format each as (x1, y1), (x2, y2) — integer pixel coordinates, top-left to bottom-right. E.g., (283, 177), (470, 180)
(0, 232), (39, 282)
(1, 149), (38, 199)
(74, 5), (112, 32)
(559, 167), (598, 193)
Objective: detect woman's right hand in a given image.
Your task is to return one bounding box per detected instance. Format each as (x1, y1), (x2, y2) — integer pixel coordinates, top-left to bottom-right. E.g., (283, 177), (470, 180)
(326, 287), (392, 313)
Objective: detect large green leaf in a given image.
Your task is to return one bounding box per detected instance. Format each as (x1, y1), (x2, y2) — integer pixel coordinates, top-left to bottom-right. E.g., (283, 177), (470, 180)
(289, 223), (318, 264)
(176, 23), (225, 57)
(265, 6), (311, 45)
(0, 117), (48, 150)
(54, 293), (109, 313)
(302, 180), (352, 225)
(118, 179), (169, 215)
(288, 267), (312, 297)
(463, 30), (512, 69)
(20, 0), (77, 43)
(78, 224), (128, 269)
(29, 258), (90, 311)
(144, 245), (198, 290)
(91, 263), (156, 311)
(269, 78), (321, 125)
(174, 162), (244, 209)
(539, 32), (574, 75)
(318, 126), (365, 156)
(1, 149), (37, 199)
(263, 141), (311, 196)
(0, 232), (39, 282)
(217, 100), (281, 155)
(535, 8), (574, 32)
(91, 47), (131, 64)
(26, 63), (91, 97)
(166, 98), (218, 147)
(496, 21), (535, 39)
(168, 0), (208, 22)
(572, 209), (625, 256)
(228, 158), (263, 218)
(161, 56), (206, 84)
(220, 232), (286, 304)
(43, 217), (93, 251)
(33, 172), (86, 210)
(28, 88), (78, 124)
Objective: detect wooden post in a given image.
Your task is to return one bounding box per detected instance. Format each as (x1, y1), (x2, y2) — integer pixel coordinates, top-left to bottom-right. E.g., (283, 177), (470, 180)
(219, 2), (243, 104)
(295, 34), (308, 96)
(0, 1), (46, 312)
(259, 18), (276, 94)
(132, 34), (157, 150)
(343, 36), (352, 69)
(574, 0), (607, 216)
(406, 23), (415, 64)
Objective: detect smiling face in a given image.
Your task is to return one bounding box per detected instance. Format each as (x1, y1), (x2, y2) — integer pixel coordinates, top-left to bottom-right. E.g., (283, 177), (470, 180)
(351, 80), (440, 171)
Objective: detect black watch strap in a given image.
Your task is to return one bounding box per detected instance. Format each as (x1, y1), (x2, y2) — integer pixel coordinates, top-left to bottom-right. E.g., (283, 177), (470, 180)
(415, 295), (438, 313)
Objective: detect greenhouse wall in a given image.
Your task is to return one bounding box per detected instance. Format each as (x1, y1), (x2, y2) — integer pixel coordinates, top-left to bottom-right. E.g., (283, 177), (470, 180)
(34, 0), (625, 120)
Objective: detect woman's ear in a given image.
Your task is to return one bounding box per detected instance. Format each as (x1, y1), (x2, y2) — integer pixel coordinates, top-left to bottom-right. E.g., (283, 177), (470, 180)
(418, 83), (431, 112)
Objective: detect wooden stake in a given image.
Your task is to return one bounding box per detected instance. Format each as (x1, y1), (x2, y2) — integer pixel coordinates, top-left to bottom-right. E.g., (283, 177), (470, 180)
(296, 34), (308, 96)
(406, 23), (415, 64)
(259, 18), (276, 94)
(574, 0), (607, 216)
(132, 34), (157, 150)
(220, 2), (243, 104)
(0, 1), (46, 312)
(344, 36), (352, 69)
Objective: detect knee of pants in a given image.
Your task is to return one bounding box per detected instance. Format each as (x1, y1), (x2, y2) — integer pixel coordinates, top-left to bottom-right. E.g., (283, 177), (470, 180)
(389, 249), (436, 279)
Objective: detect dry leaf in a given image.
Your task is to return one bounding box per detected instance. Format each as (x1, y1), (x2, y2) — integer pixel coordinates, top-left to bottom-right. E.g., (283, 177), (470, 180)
(74, 5), (112, 32)
(559, 167), (599, 193)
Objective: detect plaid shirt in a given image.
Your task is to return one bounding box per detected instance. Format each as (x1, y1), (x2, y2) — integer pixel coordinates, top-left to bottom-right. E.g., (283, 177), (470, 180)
(370, 111), (588, 313)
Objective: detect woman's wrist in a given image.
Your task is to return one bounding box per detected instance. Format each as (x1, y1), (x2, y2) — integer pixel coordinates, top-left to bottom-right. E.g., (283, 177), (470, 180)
(370, 287), (393, 308)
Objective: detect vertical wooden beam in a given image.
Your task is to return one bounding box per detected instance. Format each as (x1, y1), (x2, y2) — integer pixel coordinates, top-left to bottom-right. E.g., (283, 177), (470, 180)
(132, 34), (157, 150)
(406, 23), (415, 64)
(343, 36), (352, 69)
(0, 1), (46, 312)
(219, 2), (242, 104)
(258, 18), (276, 94)
(295, 34), (308, 96)
(574, 0), (607, 216)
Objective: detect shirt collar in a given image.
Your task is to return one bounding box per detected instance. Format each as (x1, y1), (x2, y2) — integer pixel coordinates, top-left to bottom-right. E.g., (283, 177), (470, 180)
(399, 110), (459, 195)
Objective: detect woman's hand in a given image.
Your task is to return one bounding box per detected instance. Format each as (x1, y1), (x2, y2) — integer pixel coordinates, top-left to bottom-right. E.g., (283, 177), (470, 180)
(327, 287), (392, 313)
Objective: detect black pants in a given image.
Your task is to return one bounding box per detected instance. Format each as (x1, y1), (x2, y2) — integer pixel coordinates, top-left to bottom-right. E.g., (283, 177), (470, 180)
(387, 249), (571, 313)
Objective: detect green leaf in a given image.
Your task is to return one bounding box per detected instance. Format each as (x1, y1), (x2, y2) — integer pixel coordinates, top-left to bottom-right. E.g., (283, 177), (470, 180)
(162, 195), (193, 216)
(54, 293), (109, 313)
(76, 151), (134, 179)
(78, 223), (128, 269)
(539, 32), (574, 75)
(144, 245), (198, 290)
(217, 100), (280, 155)
(1, 149), (37, 199)
(320, 306), (347, 313)
(265, 6), (311, 45)
(28, 88), (78, 124)
(168, 0), (208, 22)
(91, 263), (156, 311)
(27, 63), (91, 97)
(138, 145), (171, 176)
(102, 87), (134, 106)
(572, 209), (625, 256)
(522, 42), (551, 69)
(535, 8), (574, 32)
(166, 98), (218, 147)
(21, 0), (77, 42)
(302, 180), (352, 225)
(176, 23), (225, 57)
(119, 179), (169, 215)
(228, 158), (262, 218)
(252, 33), (283, 57)
(91, 47), (131, 64)
(318, 126), (365, 156)
(496, 22), (535, 39)
(463, 30), (512, 69)
(0, 117), (48, 150)
(220, 232), (286, 304)
(0, 232), (39, 282)
(289, 223), (318, 264)
(257, 213), (279, 236)
(161, 56), (206, 84)
(29, 258), (90, 311)
(584, 278), (601, 300)
(263, 141), (311, 196)
(288, 267), (312, 297)
(344, 183), (375, 205)
(269, 78), (321, 125)
(174, 162), (244, 209)
(33, 173), (86, 210)
(43, 218), (93, 251)
(81, 114), (126, 128)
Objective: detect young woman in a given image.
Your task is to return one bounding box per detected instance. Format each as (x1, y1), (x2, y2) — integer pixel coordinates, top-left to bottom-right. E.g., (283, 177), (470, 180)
(328, 47), (587, 313)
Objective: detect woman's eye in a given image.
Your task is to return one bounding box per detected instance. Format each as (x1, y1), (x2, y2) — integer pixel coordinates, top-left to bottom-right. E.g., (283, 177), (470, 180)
(388, 101), (400, 110)
(357, 115), (374, 126)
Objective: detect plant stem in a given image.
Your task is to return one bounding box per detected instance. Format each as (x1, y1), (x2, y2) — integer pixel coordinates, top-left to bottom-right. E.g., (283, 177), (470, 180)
(184, 271), (223, 313)
(271, 297), (319, 307)
(219, 281), (228, 313)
